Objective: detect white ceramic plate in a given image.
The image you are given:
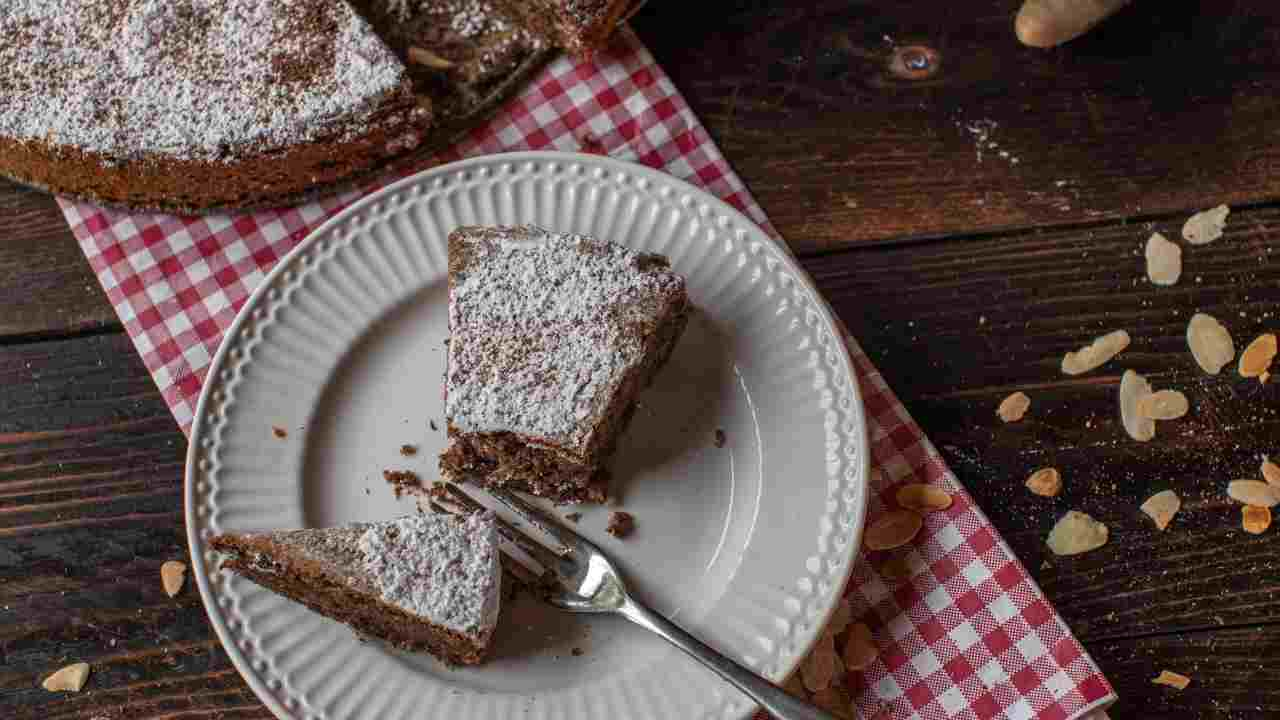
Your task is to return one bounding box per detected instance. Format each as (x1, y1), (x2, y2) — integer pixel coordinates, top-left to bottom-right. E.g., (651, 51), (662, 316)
(186, 151), (868, 720)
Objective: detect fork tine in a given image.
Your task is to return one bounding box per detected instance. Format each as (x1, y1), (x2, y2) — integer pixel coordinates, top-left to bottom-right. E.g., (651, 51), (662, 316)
(482, 485), (589, 554)
(427, 500), (547, 584)
(441, 484), (575, 573)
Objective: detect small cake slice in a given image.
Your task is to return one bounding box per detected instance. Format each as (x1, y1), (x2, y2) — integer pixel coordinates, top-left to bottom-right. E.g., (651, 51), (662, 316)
(210, 512), (501, 665)
(486, 0), (636, 57)
(441, 225), (690, 503)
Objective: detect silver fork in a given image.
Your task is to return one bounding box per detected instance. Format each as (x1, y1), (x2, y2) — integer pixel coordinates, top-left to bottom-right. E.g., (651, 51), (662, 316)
(433, 483), (840, 720)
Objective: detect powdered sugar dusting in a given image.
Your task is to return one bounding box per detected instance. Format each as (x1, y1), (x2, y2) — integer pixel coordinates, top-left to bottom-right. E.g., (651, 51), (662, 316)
(0, 0), (410, 161)
(446, 226), (685, 453)
(357, 513), (501, 637)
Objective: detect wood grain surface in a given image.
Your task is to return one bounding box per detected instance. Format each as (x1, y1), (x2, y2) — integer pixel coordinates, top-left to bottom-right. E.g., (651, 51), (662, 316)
(4, 1), (1280, 718)
(640, 0), (1280, 252)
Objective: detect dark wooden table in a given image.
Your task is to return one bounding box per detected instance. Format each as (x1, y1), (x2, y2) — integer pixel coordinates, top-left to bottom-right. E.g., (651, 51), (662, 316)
(4, 2), (1279, 717)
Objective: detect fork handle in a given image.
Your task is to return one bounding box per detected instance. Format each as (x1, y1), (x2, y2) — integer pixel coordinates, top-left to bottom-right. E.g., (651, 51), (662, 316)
(618, 598), (844, 720)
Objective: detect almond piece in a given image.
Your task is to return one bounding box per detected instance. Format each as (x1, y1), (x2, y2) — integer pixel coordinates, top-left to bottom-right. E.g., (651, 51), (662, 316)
(407, 46), (455, 69)
(1243, 505), (1272, 535)
(1025, 467), (1063, 497)
(1186, 313), (1235, 375)
(1182, 204), (1230, 245)
(1238, 333), (1277, 378)
(1228, 479), (1280, 507)
(842, 623), (877, 671)
(782, 672), (808, 699)
(1061, 330), (1131, 375)
(1262, 458), (1280, 488)
(1046, 511), (1109, 556)
(161, 560), (187, 598)
(800, 632), (838, 692)
(811, 686), (855, 719)
(1136, 389), (1189, 420)
(42, 663), (90, 693)
(1139, 490), (1181, 531)
(896, 484), (953, 512)
(1119, 369), (1156, 442)
(880, 554), (915, 580)
(997, 391), (1031, 422)
(1144, 232), (1182, 286)
(826, 597), (852, 638)
(1152, 670), (1192, 690)
(863, 510), (924, 551)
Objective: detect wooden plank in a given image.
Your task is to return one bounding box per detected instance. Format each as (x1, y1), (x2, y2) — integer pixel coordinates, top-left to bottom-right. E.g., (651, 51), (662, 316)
(635, 0), (1280, 252)
(0, 333), (262, 719)
(0, 179), (116, 339)
(1090, 625), (1280, 719)
(801, 203), (1280, 638)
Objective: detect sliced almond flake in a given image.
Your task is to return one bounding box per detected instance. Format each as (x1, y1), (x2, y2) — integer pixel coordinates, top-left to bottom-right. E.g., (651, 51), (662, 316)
(1119, 369), (1156, 442)
(1238, 333), (1277, 378)
(825, 597), (852, 638)
(42, 663), (90, 693)
(1262, 458), (1280, 488)
(1227, 479), (1280, 507)
(1152, 670), (1192, 690)
(801, 632), (838, 692)
(161, 560), (187, 598)
(1061, 330), (1131, 375)
(1243, 505), (1272, 535)
(407, 46), (455, 69)
(1136, 389), (1190, 420)
(880, 554), (915, 580)
(1046, 511), (1109, 556)
(782, 671), (808, 699)
(1187, 313), (1235, 375)
(1025, 467), (1063, 497)
(1144, 232), (1182, 285)
(1140, 490), (1181, 531)
(863, 510), (924, 551)
(811, 686), (855, 720)
(1182, 204), (1230, 245)
(842, 623), (877, 671)
(896, 484), (953, 512)
(997, 391), (1031, 422)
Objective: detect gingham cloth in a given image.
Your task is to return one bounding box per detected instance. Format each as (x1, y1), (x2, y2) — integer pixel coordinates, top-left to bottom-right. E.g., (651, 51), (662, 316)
(58, 28), (1115, 720)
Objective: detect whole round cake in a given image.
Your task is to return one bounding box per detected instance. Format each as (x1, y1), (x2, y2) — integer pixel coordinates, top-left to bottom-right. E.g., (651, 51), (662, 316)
(0, 0), (433, 211)
(0, 0), (631, 213)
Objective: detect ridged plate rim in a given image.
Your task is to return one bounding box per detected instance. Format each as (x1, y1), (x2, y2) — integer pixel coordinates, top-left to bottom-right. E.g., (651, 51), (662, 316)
(184, 150), (868, 720)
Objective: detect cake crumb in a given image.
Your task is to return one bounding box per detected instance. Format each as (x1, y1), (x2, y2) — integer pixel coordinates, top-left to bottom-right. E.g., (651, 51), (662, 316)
(570, 647), (584, 656)
(564, 512), (582, 523)
(383, 470), (422, 499)
(606, 511), (634, 538)
(272, 426), (288, 439)
(400, 444), (418, 456)
(714, 429), (726, 448)
(429, 420), (439, 431)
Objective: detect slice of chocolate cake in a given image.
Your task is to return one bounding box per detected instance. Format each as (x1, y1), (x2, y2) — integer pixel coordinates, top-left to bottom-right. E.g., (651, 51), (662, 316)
(486, 0), (637, 57)
(211, 513), (502, 665)
(441, 225), (690, 503)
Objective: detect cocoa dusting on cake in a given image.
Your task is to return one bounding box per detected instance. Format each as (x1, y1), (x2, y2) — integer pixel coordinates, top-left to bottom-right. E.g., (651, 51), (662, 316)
(400, 444), (418, 456)
(440, 226), (690, 504)
(0, 0), (427, 210)
(485, 0), (633, 57)
(714, 429), (726, 448)
(273, 425), (289, 439)
(210, 513), (502, 664)
(606, 511), (634, 538)
(384, 469), (422, 498)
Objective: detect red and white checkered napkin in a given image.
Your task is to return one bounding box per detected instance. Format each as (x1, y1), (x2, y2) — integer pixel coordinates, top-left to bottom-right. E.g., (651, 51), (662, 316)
(58, 28), (1115, 720)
